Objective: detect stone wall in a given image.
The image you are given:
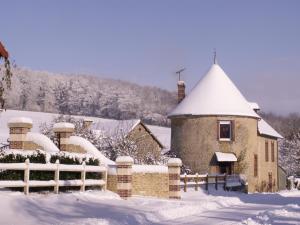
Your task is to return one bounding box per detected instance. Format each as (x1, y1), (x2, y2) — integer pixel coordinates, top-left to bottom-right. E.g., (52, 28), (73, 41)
(132, 172), (169, 198)
(256, 136), (278, 192)
(127, 123), (162, 163)
(107, 175), (117, 193)
(170, 115), (263, 192)
(107, 159), (181, 199)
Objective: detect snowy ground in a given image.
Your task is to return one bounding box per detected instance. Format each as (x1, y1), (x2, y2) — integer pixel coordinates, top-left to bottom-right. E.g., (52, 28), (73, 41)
(0, 188), (299, 225)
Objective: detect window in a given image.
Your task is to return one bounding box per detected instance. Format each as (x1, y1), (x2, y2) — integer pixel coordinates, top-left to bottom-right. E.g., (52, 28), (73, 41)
(254, 154), (258, 177)
(265, 141), (269, 162)
(271, 142), (275, 162)
(219, 121), (232, 141)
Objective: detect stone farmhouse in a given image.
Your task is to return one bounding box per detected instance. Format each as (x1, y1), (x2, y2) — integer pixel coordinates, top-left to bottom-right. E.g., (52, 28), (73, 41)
(168, 62), (283, 192)
(92, 119), (166, 163)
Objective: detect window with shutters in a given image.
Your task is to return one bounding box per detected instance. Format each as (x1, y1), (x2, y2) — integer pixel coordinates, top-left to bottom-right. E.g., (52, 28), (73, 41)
(271, 141), (275, 162)
(265, 141), (269, 162)
(254, 154), (258, 177)
(218, 121), (234, 141)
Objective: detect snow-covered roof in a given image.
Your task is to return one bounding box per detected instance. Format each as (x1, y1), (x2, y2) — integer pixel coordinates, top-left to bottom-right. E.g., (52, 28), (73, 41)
(93, 119), (164, 148)
(147, 125), (171, 151)
(93, 119), (141, 136)
(26, 132), (59, 153)
(258, 119), (283, 139)
(248, 102), (260, 111)
(215, 152), (237, 162)
(168, 64), (260, 119)
(8, 117), (33, 125)
(68, 136), (115, 165)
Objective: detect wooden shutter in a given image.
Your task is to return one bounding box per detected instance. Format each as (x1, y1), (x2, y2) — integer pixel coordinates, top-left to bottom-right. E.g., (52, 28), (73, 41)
(217, 120), (220, 140)
(231, 120), (235, 141)
(265, 141), (269, 162)
(271, 142), (275, 162)
(254, 154), (258, 177)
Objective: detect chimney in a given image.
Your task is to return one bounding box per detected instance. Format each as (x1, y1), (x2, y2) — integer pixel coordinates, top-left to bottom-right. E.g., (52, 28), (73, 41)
(83, 119), (93, 129)
(53, 122), (75, 151)
(177, 80), (185, 103)
(8, 117), (33, 150)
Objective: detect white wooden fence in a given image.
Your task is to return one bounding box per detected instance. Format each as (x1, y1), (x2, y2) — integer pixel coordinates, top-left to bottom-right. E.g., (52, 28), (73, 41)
(0, 159), (107, 195)
(180, 173), (243, 191)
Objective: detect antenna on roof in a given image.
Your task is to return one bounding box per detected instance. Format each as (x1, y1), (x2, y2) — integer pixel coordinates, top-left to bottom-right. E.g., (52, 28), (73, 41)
(176, 68), (185, 81)
(213, 48), (217, 64)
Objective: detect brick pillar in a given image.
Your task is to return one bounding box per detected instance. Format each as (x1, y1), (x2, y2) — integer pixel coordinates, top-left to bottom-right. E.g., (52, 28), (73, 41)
(116, 156), (133, 199)
(53, 122), (75, 151)
(8, 117), (33, 150)
(168, 158), (182, 199)
(177, 81), (185, 103)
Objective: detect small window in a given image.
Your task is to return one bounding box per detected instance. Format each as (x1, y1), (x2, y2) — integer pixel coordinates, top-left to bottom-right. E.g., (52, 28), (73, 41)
(271, 142), (275, 162)
(219, 121), (232, 141)
(254, 154), (258, 177)
(265, 141), (269, 162)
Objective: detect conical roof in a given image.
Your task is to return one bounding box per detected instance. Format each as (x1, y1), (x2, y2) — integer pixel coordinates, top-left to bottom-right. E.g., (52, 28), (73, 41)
(168, 64), (260, 118)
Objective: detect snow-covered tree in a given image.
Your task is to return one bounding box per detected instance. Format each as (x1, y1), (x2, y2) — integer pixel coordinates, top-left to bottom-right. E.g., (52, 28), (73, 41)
(279, 132), (300, 176)
(0, 42), (13, 110)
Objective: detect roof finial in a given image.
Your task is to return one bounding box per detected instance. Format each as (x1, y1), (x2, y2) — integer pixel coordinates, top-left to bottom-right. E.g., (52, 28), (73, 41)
(213, 48), (217, 64)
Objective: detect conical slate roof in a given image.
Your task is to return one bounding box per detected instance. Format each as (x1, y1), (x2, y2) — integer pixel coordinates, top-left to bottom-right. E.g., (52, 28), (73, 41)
(168, 64), (260, 118)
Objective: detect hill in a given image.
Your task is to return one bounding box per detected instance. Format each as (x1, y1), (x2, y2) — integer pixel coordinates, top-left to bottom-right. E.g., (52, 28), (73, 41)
(4, 67), (177, 126)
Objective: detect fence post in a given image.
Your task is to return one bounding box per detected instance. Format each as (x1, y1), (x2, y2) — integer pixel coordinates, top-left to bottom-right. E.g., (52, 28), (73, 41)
(116, 156), (133, 199)
(80, 161), (86, 192)
(168, 158), (182, 199)
(100, 161), (107, 191)
(224, 174), (227, 190)
(184, 173), (187, 192)
(195, 173), (199, 191)
(24, 159), (30, 195)
(215, 175), (218, 190)
(54, 159), (60, 194)
(205, 174), (209, 191)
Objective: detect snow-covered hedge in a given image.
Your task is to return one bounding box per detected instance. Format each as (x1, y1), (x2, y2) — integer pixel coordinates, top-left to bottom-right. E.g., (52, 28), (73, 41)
(0, 150), (101, 191)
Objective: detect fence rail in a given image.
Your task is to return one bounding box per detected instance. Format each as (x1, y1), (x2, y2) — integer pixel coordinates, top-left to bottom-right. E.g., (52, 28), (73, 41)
(180, 173), (243, 192)
(0, 159), (107, 194)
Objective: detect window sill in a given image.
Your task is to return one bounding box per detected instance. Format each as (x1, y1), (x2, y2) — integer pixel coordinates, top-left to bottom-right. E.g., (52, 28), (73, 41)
(219, 139), (232, 142)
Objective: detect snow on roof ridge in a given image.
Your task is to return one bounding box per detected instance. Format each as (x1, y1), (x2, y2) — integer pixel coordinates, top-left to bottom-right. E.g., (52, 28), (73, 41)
(69, 136), (115, 165)
(258, 118), (283, 139)
(8, 117), (33, 124)
(168, 64), (260, 118)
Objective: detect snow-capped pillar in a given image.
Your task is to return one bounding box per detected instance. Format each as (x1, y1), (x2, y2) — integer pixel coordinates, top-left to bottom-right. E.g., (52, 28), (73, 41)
(116, 156), (133, 199)
(53, 123), (75, 151)
(8, 117), (33, 150)
(168, 158), (182, 199)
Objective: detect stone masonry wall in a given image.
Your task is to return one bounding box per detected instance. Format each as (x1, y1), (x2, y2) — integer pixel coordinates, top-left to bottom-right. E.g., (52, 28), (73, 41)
(127, 123), (162, 163)
(171, 115), (260, 192)
(132, 172), (169, 198)
(256, 136), (278, 192)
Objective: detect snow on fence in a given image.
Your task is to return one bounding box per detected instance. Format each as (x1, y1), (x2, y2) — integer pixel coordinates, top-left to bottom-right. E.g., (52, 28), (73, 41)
(0, 159), (107, 195)
(180, 173), (243, 192)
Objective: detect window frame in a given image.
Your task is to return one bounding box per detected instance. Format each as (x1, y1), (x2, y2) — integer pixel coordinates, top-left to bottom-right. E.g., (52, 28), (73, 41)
(218, 121), (232, 141)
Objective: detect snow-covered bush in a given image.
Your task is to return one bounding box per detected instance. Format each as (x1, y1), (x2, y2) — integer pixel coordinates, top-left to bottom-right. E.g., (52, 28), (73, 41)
(0, 150), (100, 191)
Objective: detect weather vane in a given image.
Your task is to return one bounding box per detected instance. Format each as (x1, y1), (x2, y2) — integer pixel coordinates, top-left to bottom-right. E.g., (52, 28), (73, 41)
(176, 68), (185, 81)
(213, 48), (217, 64)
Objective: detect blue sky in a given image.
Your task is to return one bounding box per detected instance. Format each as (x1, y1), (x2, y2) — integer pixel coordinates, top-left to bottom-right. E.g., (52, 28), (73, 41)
(1, 0), (300, 114)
